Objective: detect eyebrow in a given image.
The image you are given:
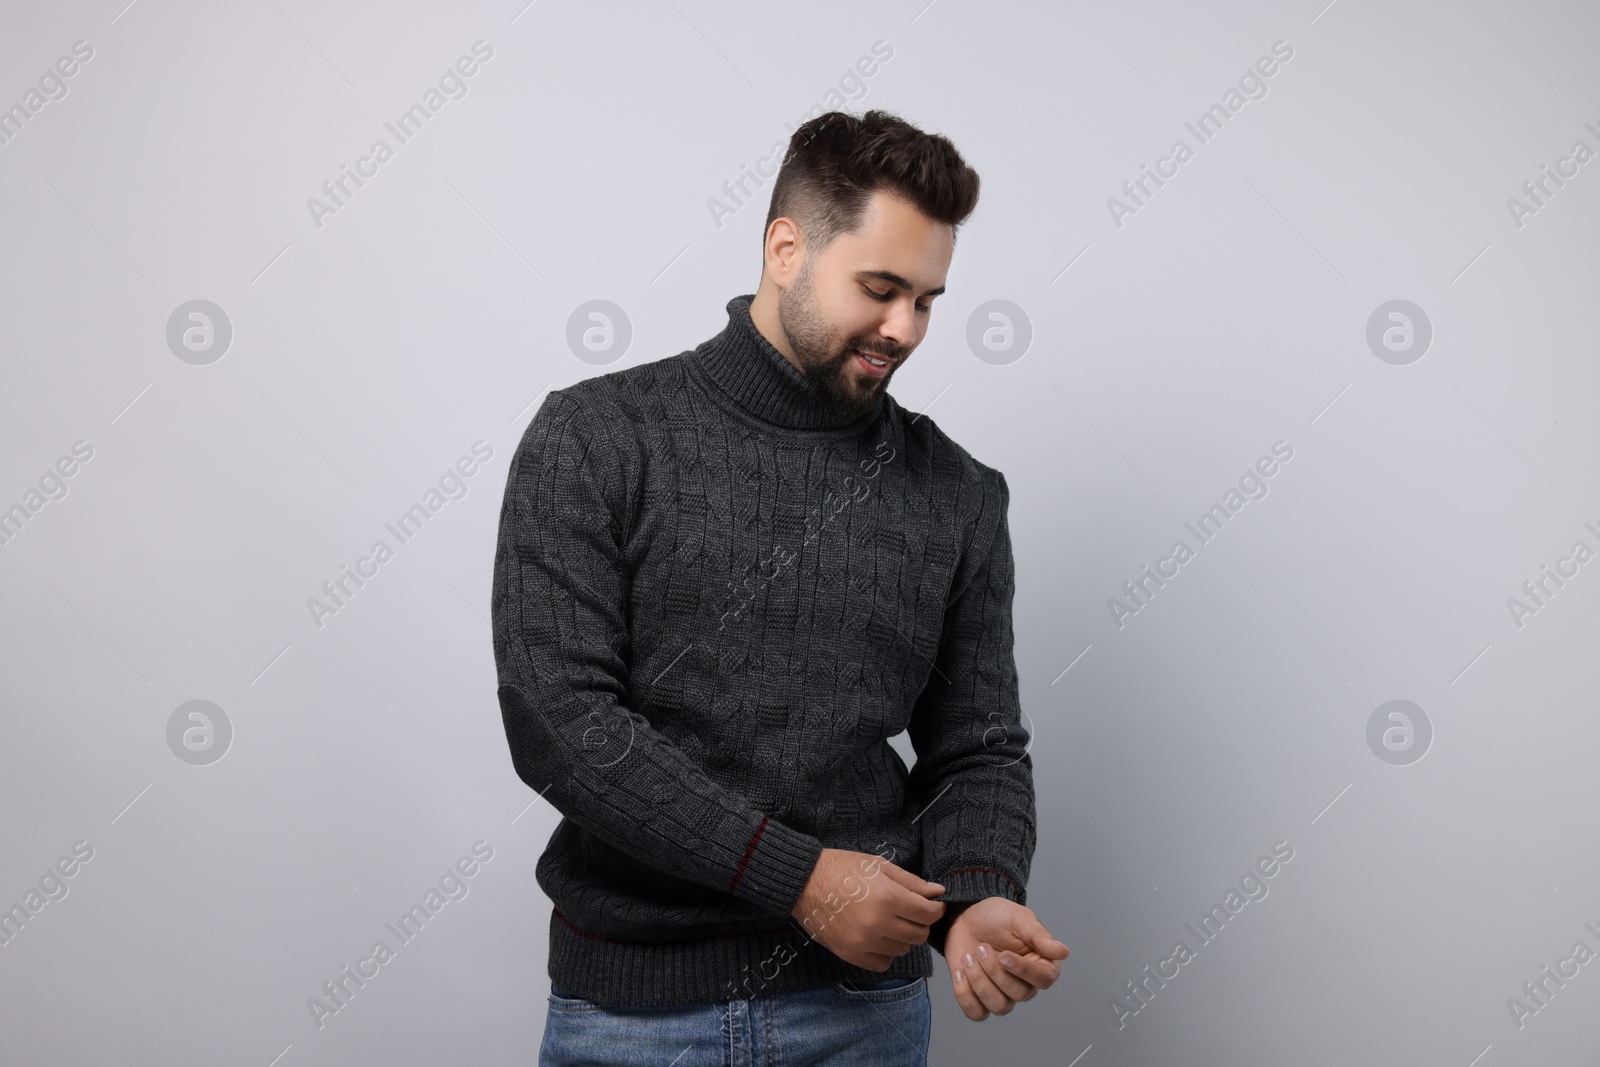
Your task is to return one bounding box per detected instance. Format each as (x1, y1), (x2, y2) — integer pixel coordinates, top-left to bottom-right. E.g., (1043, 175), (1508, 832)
(857, 270), (945, 298)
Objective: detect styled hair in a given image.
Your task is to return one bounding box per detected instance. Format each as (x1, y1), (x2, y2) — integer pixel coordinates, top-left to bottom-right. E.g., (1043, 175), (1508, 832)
(762, 109), (980, 258)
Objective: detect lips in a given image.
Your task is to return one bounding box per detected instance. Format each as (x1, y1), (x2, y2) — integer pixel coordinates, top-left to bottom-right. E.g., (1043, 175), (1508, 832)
(852, 348), (895, 377)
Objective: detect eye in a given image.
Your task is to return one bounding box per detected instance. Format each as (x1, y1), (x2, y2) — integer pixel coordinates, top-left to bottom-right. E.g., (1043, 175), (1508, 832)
(865, 286), (931, 312)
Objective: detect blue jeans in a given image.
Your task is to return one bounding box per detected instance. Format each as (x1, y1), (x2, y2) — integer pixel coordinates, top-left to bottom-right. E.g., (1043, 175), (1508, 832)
(538, 976), (931, 1065)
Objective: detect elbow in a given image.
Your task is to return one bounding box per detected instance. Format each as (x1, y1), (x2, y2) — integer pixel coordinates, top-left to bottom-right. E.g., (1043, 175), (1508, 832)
(498, 682), (565, 796)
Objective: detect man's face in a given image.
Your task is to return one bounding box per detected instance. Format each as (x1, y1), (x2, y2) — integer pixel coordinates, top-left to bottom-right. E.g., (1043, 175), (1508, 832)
(776, 190), (953, 422)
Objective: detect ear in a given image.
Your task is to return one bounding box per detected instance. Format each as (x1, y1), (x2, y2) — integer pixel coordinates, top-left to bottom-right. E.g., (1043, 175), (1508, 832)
(764, 217), (805, 285)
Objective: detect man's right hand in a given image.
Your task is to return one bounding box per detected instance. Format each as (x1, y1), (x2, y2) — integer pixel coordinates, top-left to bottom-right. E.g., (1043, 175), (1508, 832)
(789, 848), (947, 971)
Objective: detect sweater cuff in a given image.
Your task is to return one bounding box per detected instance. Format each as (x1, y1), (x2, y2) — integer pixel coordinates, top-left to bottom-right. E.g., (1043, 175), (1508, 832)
(726, 815), (824, 917)
(927, 866), (1026, 957)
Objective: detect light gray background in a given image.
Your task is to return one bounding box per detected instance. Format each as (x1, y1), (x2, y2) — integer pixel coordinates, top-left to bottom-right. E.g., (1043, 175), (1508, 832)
(3, 1), (1597, 1063)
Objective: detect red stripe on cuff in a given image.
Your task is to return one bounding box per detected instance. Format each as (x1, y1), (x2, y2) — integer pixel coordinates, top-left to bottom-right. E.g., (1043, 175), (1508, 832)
(727, 815), (769, 896)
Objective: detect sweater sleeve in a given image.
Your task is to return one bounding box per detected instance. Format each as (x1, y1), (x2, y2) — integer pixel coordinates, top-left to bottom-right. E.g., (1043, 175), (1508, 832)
(491, 389), (823, 918)
(907, 468), (1038, 957)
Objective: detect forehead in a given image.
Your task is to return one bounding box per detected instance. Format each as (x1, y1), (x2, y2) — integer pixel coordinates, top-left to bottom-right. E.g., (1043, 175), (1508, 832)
(822, 189), (952, 287)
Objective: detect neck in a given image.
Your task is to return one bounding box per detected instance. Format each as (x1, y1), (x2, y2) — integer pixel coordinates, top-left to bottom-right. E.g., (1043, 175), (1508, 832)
(691, 293), (882, 433)
(748, 281), (798, 371)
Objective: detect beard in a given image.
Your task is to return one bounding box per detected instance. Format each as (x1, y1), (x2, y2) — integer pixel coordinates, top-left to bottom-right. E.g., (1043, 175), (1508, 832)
(776, 260), (899, 423)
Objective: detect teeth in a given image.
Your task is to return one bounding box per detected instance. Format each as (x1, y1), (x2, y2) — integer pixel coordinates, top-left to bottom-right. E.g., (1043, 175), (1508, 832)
(859, 351), (887, 366)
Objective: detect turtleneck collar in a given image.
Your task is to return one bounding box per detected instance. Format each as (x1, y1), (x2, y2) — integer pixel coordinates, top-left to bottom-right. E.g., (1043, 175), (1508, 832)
(689, 293), (883, 433)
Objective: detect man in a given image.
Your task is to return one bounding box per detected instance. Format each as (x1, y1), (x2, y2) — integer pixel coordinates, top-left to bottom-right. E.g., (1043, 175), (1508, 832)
(492, 109), (1068, 1064)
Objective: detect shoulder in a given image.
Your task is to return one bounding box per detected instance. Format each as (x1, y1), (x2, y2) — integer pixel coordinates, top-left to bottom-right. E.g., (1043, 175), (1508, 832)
(545, 354), (687, 426)
(516, 353), (691, 460)
(886, 394), (1009, 513)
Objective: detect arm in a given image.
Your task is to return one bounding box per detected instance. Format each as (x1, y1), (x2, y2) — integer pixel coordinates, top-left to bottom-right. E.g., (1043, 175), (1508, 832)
(491, 389), (822, 917)
(906, 468), (1038, 957)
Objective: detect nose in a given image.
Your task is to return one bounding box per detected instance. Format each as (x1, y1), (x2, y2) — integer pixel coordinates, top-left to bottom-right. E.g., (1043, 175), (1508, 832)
(877, 302), (918, 355)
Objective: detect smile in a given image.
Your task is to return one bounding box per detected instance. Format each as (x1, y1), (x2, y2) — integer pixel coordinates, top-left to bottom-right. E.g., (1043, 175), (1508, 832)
(852, 349), (893, 377)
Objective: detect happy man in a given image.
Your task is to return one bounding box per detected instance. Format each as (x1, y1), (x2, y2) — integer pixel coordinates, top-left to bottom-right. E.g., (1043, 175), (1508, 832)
(492, 108), (1067, 1064)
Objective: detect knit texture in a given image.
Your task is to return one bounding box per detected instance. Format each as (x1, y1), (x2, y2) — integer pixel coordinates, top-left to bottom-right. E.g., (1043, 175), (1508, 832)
(491, 293), (1036, 1008)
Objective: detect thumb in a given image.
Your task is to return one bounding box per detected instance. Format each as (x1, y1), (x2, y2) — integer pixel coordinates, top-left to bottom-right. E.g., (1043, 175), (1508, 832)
(1020, 913), (1070, 959)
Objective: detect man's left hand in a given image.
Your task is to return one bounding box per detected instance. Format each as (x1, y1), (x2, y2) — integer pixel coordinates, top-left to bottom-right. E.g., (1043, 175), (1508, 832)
(943, 896), (1069, 1021)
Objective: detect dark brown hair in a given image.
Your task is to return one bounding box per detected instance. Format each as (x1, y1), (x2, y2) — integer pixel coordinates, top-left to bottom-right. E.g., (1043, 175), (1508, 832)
(762, 109), (980, 258)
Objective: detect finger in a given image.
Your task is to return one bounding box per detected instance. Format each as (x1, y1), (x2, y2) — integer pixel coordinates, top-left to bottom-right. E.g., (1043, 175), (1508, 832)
(997, 949), (1063, 991)
(891, 889), (947, 925)
(1019, 915), (1070, 960)
(959, 947), (1015, 1015)
(858, 951), (895, 972)
(876, 876), (946, 924)
(866, 933), (916, 959)
(880, 862), (946, 898)
(974, 943), (1035, 1002)
(877, 915), (934, 946)
(950, 963), (990, 1021)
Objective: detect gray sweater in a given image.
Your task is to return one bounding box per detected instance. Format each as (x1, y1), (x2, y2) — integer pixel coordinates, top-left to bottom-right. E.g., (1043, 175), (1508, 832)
(491, 293), (1036, 1008)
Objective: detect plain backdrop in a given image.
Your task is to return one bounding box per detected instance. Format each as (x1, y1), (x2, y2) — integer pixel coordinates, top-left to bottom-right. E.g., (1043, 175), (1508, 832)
(2, 1), (1599, 1064)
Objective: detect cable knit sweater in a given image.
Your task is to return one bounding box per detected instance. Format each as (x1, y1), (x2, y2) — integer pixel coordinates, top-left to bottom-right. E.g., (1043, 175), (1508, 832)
(490, 293), (1036, 1008)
